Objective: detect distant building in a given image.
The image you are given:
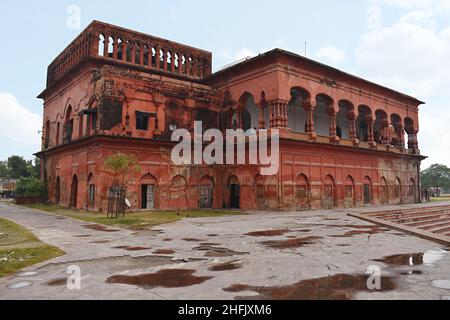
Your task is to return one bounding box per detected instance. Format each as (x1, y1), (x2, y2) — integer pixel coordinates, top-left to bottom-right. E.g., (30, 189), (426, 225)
(0, 178), (17, 198)
(36, 21), (425, 212)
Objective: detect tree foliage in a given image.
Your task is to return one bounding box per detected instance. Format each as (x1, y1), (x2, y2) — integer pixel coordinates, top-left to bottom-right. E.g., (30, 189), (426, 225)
(15, 177), (46, 197)
(421, 164), (450, 191)
(0, 156), (40, 179)
(104, 153), (141, 186)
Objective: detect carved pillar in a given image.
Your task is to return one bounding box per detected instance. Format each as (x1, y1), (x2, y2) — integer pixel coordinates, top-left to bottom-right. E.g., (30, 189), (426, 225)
(367, 118), (376, 147)
(131, 43), (136, 64)
(408, 131), (419, 154)
(327, 105), (339, 143)
(303, 100), (317, 139)
(258, 103), (266, 129)
(269, 100), (288, 128)
(348, 112), (359, 145)
(122, 40), (127, 62)
(155, 46), (161, 69)
(163, 49), (168, 71)
(178, 52), (183, 74)
(399, 126), (405, 150)
(113, 38), (118, 59)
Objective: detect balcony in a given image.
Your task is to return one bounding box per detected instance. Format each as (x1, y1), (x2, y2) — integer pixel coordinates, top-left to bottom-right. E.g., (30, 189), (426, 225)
(46, 21), (212, 88)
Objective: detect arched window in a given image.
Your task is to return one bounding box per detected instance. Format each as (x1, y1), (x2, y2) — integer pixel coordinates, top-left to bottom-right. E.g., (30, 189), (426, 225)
(363, 176), (372, 205)
(170, 175), (188, 209)
(380, 177), (389, 204)
(323, 174), (335, 209)
(288, 88), (309, 133)
(44, 120), (51, 149)
(98, 34), (105, 56)
(63, 105), (74, 144)
(295, 173), (310, 210)
(199, 176), (214, 209)
(393, 177), (402, 199)
(87, 173), (95, 209)
(70, 175), (78, 208)
(344, 175), (355, 208)
(108, 36), (114, 57)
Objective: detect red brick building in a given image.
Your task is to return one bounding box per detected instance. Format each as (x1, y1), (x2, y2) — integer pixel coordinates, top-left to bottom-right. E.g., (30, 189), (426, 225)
(37, 21), (425, 212)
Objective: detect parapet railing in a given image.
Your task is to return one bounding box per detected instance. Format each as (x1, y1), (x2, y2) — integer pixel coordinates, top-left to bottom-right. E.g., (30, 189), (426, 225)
(46, 21), (212, 87)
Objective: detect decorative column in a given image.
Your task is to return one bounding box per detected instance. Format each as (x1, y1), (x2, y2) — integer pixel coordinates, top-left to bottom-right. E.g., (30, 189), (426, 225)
(408, 130), (420, 154)
(258, 102), (266, 129)
(348, 112), (359, 145)
(327, 105), (339, 144)
(155, 46), (161, 69)
(122, 40), (127, 62)
(367, 118), (376, 147)
(399, 126), (406, 150)
(303, 99), (317, 140)
(269, 100), (288, 128)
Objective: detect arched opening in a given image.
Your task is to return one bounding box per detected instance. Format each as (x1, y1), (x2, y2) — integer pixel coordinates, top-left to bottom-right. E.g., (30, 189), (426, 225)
(199, 176), (214, 209)
(87, 173), (95, 209)
(380, 177), (389, 204)
(170, 175), (188, 210)
(143, 45), (149, 65)
(390, 114), (404, 148)
(151, 47), (157, 67)
(344, 175), (355, 208)
(159, 49), (165, 69)
(135, 43), (141, 64)
(126, 40), (133, 62)
(141, 173), (157, 209)
(237, 92), (258, 131)
(356, 105), (372, 142)
(295, 173), (310, 210)
(70, 175), (78, 209)
(55, 176), (61, 205)
(288, 88), (309, 133)
(117, 38), (123, 60)
(44, 120), (50, 149)
(393, 177), (402, 203)
(337, 100), (354, 140)
(255, 175), (266, 210)
(315, 94), (333, 137)
(56, 122), (60, 145)
(374, 109), (389, 144)
(228, 176), (240, 209)
(98, 34), (105, 56)
(107, 36), (114, 58)
(167, 50), (173, 71)
(323, 174), (336, 209)
(363, 176), (372, 205)
(63, 105), (74, 144)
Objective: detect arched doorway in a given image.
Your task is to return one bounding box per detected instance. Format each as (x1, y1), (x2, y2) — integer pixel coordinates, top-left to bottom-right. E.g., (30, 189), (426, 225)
(323, 175), (335, 209)
(141, 173), (157, 209)
(228, 176), (240, 209)
(393, 177), (402, 203)
(70, 175), (78, 209)
(344, 175), (355, 208)
(380, 177), (389, 204)
(255, 175), (266, 210)
(363, 176), (372, 205)
(408, 178), (416, 203)
(87, 173), (95, 209)
(199, 176), (214, 209)
(170, 175), (188, 210)
(295, 173), (310, 210)
(55, 176), (61, 205)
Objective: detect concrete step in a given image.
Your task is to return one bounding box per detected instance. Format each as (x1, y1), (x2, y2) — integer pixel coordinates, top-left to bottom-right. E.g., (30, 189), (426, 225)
(366, 205), (450, 218)
(387, 213), (450, 224)
(370, 208), (450, 220)
(419, 221), (450, 231)
(406, 217), (450, 228)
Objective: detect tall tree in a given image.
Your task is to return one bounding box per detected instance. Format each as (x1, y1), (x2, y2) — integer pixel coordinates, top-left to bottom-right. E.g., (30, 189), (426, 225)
(7, 156), (30, 178)
(421, 164), (450, 191)
(0, 161), (8, 178)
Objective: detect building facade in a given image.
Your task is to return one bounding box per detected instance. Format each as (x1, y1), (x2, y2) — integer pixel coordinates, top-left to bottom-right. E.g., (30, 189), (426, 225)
(37, 21), (426, 212)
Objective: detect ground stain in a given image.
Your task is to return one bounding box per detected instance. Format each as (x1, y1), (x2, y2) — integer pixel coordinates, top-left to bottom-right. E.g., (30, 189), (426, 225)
(373, 253), (424, 266)
(83, 225), (120, 233)
(207, 234), (219, 237)
(262, 236), (322, 249)
(245, 229), (290, 237)
(90, 240), (110, 244)
(330, 226), (386, 238)
(223, 274), (396, 300)
(400, 270), (423, 275)
(193, 245), (249, 257)
(106, 269), (212, 289)
(208, 261), (242, 272)
(154, 249), (176, 255)
(113, 246), (150, 251)
(74, 235), (92, 238)
(45, 278), (68, 286)
(183, 238), (205, 242)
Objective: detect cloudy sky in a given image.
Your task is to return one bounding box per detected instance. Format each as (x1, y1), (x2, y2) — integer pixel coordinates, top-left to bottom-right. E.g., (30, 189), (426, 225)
(0, 0), (449, 169)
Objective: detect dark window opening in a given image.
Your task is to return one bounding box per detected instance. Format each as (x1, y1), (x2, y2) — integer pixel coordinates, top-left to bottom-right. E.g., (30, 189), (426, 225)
(136, 112), (150, 131)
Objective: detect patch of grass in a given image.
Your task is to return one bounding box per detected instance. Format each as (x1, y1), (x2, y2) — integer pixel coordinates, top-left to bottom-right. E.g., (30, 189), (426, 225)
(0, 246), (63, 277)
(0, 218), (64, 277)
(23, 204), (245, 230)
(430, 197), (450, 203)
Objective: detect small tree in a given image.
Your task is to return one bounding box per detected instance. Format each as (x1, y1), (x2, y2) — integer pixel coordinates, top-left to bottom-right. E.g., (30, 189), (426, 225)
(104, 153), (141, 186)
(15, 177), (46, 198)
(421, 164), (450, 192)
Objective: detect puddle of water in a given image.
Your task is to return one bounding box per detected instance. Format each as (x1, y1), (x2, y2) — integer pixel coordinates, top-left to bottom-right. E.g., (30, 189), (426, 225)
(400, 270), (423, 275)
(262, 236), (322, 249)
(208, 261), (242, 272)
(106, 269), (213, 289)
(432, 279), (450, 290)
(84, 225), (120, 233)
(154, 249), (175, 255)
(8, 281), (33, 289)
(423, 249), (447, 266)
(223, 274), (396, 300)
(374, 253), (424, 266)
(245, 229), (290, 237)
(193, 245), (249, 257)
(16, 271), (39, 277)
(45, 278), (68, 286)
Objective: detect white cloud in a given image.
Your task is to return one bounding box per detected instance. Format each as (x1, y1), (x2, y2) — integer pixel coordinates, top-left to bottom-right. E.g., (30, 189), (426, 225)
(316, 46), (347, 65)
(0, 92), (42, 160)
(233, 47), (256, 61)
(356, 10), (450, 168)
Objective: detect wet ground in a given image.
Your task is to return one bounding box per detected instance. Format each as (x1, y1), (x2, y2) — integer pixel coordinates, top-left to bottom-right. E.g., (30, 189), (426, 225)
(0, 202), (449, 300)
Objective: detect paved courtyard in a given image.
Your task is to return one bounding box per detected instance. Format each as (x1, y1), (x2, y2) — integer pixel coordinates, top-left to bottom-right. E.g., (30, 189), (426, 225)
(0, 201), (449, 300)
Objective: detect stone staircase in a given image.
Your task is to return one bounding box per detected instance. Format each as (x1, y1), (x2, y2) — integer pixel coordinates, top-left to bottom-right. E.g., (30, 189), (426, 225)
(349, 203), (450, 246)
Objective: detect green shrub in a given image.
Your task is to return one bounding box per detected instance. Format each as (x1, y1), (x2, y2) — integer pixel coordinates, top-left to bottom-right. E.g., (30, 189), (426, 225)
(15, 177), (46, 197)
